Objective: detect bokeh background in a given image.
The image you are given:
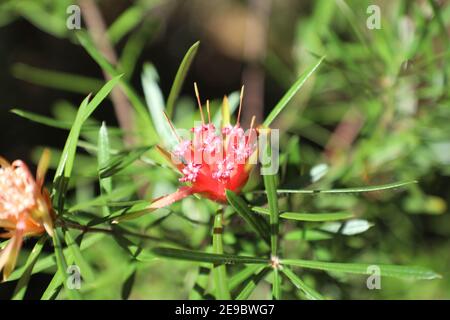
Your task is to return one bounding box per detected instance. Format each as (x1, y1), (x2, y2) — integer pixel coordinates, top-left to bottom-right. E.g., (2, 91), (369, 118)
(0, 0), (449, 299)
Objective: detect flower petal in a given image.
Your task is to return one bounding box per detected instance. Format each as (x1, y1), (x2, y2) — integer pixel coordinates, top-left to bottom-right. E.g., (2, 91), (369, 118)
(0, 230), (24, 281)
(0, 156), (11, 168)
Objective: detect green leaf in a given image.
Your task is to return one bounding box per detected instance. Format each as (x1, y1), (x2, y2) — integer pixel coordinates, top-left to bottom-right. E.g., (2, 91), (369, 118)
(68, 184), (137, 213)
(190, 264), (213, 300)
(12, 236), (47, 300)
(53, 75), (122, 211)
(98, 122), (113, 196)
(107, 6), (143, 44)
(11, 109), (73, 130)
(226, 190), (270, 244)
(51, 229), (82, 299)
(282, 267), (324, 300)
(141, 63), (178, 147)
(150, 247), (269, 265)
(276, 181), (418, 194)
(263, 56), (324, 127)
(229, 265), (265, 291)
(7, 233), (104, 283)
(281, 259), (441, 280)
(64, 231), (95, 282)
(263, 172), (279, 257)
(76, 31), (156, 143)
(166, 41), (200, 118)
(99, 145), (152, 178)
(12, 63), (102, 94)
(272, 268), (282, 300)
(41, 234), (106, 300)
(235, 267), (270, 300)
(252, 207), (353, 222)
(212, 210), (231, 299)
(284, 229), (332, 241)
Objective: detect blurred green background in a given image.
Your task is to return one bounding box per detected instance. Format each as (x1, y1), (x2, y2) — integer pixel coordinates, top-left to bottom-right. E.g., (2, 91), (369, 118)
(0, 0), (449, 299)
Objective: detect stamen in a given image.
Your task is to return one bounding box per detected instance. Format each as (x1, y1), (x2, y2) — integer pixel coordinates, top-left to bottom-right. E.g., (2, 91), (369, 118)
(248, 115), (256, 146)
(194, 82), (205, 124)
(206, 99), (211, 123)
(163, 111), (182, 142)
(236, 85), (245, 125)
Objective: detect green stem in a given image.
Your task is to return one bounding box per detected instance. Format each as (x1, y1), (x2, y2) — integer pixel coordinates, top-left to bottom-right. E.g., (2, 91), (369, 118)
(212, 208), (231, 300)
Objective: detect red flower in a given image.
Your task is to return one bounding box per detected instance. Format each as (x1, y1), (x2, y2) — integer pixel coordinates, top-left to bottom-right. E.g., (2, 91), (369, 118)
(150, 85), (258, 210)
(0, 149), (54, 280)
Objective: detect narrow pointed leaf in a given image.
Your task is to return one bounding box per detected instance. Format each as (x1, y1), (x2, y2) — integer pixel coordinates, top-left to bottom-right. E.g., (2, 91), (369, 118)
(166, 41), (200, 117)
(236, 267), (270, 300)
(212, 210), (231, 299)
(229, 265), (265, 291)
(272, 269), (282, 300)
(12, 236), (47, 300)
(99, 145), (152, 178)
(141, 63), (178, 147)
(282, 259), (441, 280)
(263, 56), (324, 127)
(253, 206), (353, 222)
(226, 190), (270, 244)
(263, 172), (279, 256)
(150, 247), (269, 265)
(282, 267), (324, 300)
(276, 181), (417, 194)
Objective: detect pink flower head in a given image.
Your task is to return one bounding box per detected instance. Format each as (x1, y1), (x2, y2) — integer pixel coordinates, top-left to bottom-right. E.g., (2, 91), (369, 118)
(0, 150), (54, 280)
(147, 84), (258, 211)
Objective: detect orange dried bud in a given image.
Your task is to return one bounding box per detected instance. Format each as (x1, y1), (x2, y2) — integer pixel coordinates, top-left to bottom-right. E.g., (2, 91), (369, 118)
(0, 149), (54, 280)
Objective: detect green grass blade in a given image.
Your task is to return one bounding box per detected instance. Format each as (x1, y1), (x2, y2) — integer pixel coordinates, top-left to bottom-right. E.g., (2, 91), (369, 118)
(189, 264), (213, 300)
(282, 267), (324, 300)
(226, 190), (270, 244)
(107, 6), (143, 44)
(263, 56), (324, 127)
(51, 229), (82, 299)
(141, 63), (178, 147)
(272, 268), (282, 300)
(41, 271), (64, 300)
(235, 267), (270, 300)
(282, 259), (441, 280)
(166, 41), (200, 118)
(10, 109), (74, 130)
(252, 207), (353, 222)
(229, 265), (264, 291)
(12, 236), (47, 300)
(53, 75), (122, 210)
(64, 231), (95, 283)
(276, 181), (418, 194)
(99, 145), (152, 178)
(6, 233), (104, 283)
(12, 63), (102, 94)
(212, 209), (231, 299)
(150, 247), (269, 265)
(263, 173), (279, 257)
(98, 122), (113, 195)
(68, 184), (137, 213)
(76, 31), (156, 142)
